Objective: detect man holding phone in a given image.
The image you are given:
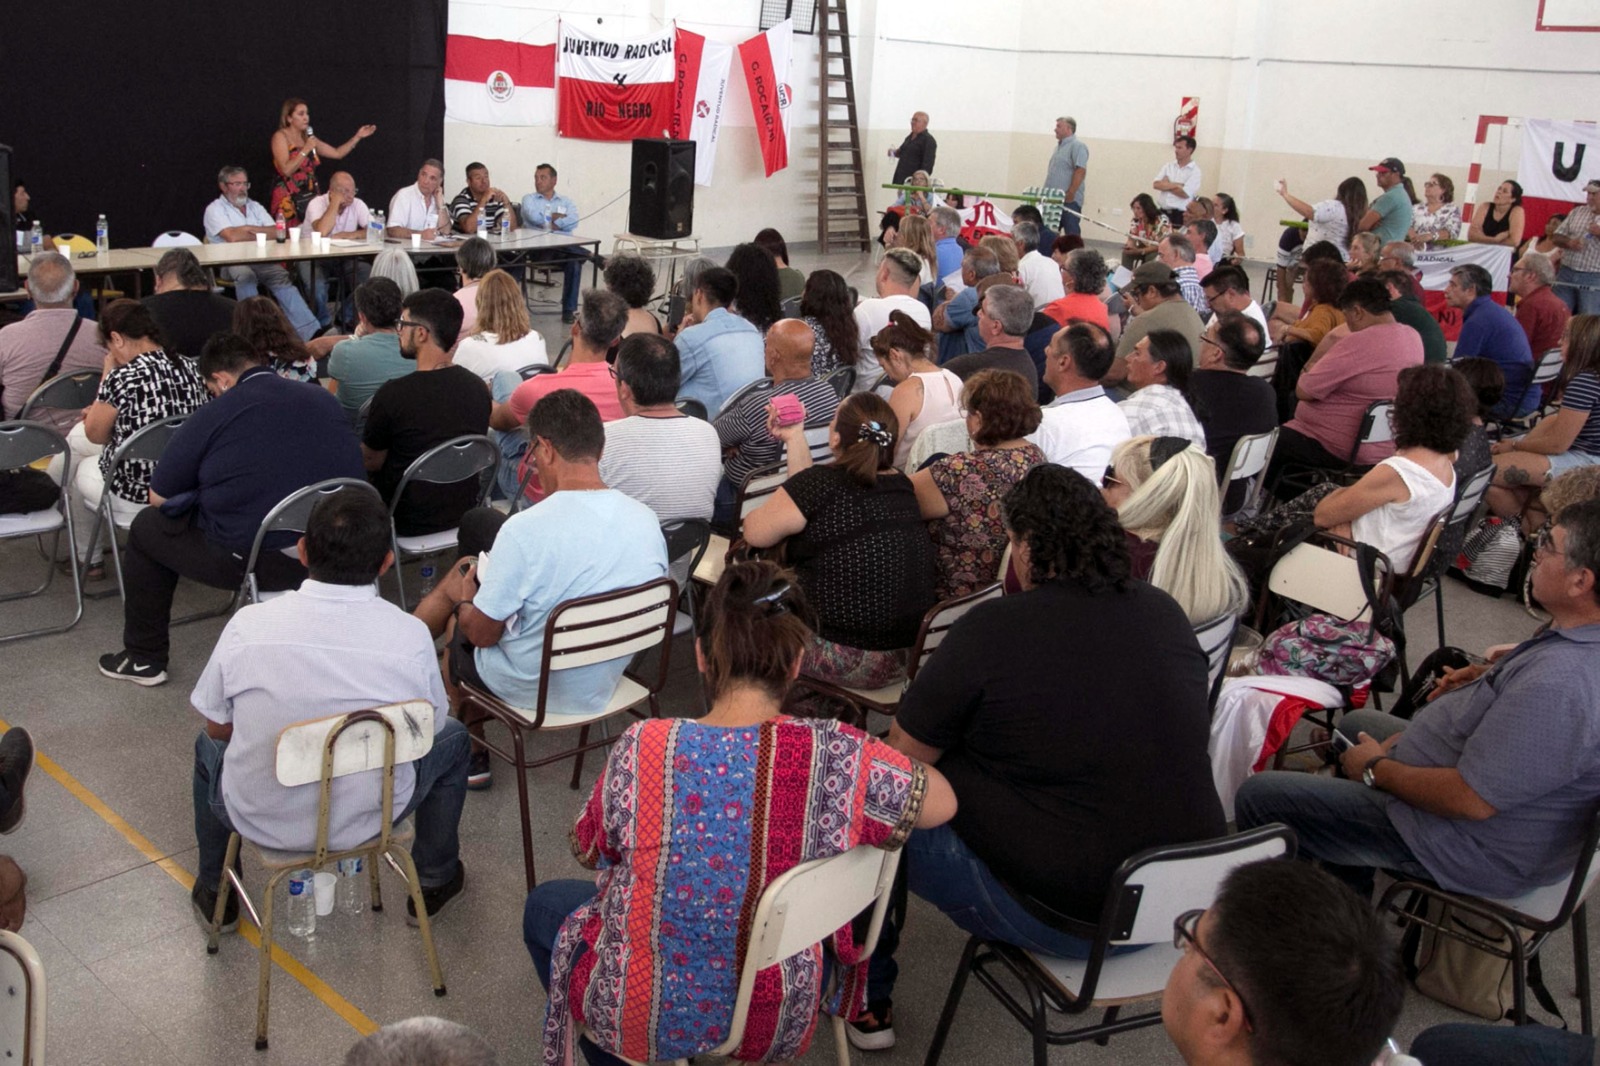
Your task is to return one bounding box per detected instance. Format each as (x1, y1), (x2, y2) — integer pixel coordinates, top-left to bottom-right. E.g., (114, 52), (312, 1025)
(520, 163), (584, 324)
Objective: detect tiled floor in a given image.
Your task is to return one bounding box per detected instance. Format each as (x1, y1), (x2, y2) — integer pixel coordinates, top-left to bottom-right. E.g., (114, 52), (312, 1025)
(0, 245), (1585, 1064)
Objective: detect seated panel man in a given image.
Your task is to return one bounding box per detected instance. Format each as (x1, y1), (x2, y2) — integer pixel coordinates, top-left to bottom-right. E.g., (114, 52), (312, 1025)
(386, 159), (452, 241)
(189, 490), (471, 930)
(450, 161), (518, 235)
(203, 165), (319, 341)
(519, 163), (585, 324)
(302, 170), (373, 330)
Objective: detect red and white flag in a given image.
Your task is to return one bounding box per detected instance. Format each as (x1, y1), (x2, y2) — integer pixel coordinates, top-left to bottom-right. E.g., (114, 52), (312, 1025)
(444, 35), (556, 127)
(738, 20), (795, 177)
(557, 24), (676, 142)
(672, 28), (735, 187)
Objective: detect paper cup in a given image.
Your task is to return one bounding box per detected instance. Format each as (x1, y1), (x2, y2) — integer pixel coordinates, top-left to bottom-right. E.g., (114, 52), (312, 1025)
(288, 226), (302, 242)
(255, 233), (267, 247)
(410, 234), (422, 249)
(313, 871), (337, 917)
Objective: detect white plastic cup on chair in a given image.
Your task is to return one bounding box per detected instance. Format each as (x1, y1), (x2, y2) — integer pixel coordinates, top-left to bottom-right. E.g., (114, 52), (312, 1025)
(313, 871), (337, 917)
(410, 234), (422, 249)
(288, 226), (302, 242)
(255, 233), (267, 248)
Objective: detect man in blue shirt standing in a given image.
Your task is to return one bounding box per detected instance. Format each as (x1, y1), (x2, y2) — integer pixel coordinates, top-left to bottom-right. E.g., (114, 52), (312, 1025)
(1044, 117), (1089, 237)
(520, 163), (585, 324)
(98, 333), (364, 686)
(1448, 263), (1536, 417)
(1358, 157), (1413, 246)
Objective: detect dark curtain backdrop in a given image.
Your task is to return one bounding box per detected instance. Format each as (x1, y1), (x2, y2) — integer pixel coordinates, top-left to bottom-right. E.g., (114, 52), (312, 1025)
(2, 0), (447, 247)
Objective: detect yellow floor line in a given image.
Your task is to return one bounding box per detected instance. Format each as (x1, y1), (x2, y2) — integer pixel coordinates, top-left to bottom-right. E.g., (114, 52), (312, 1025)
(8, 722), (380, 1037)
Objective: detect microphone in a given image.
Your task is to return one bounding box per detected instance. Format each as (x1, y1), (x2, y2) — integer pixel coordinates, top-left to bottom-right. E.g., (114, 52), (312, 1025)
(305, 126), (319, 163)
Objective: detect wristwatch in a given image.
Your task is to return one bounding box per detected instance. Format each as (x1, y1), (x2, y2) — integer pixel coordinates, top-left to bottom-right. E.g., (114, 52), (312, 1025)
(1362, 755), (1392, 790)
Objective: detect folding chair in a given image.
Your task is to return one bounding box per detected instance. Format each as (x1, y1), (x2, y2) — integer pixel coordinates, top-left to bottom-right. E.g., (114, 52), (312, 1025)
(661, 518), (711, 638)
(454, 577), (678, 889)
(804, 424), (835, 465)
(1246, 345), (1279, 380)
(736, 461), (790, 521)
(716, 377), (776, 419)
(822, 364), (857, 399)
(1193, 612), (1241, 715)
(79, 412), (190, 601)
(1379, 807), (1600, 1033)
(517, 363), (555, 381)
(0, 422), (82, 643)
(924, 824), (1295, 1066)
(1417, 462), (1495, 648)
(581, 845), (903, 1066)
(240, 478), (383, 605)
(0, 930), (46, 1065)
(1218, 428), (1277, 520)
(204, 701), (446, 1049)
(1490, 347), (1564, 437)
(387, 435), (498, 610)
(797, 584), (1002, 727)
(151, 231), (202, 247)
(674, 397), (709, 420)
(1274, 399), (1392, 497)
(16, 370), (101, 422)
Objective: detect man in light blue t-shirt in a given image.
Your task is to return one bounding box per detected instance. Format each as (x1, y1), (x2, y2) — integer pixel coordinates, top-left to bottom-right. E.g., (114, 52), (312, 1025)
(325, 277), (412, 420)
(419, 388), (668, 789)
(1359, 157), (1414, 246)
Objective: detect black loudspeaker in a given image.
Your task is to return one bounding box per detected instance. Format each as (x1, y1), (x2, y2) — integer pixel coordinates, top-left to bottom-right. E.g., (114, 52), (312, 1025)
(0, 144), (14, 294)
(628, 139), (695, 240)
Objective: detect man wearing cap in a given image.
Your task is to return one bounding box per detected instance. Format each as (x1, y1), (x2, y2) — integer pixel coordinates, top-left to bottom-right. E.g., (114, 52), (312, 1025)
(1359, 159), (1413, 246)
(1107, 261), (1204, 390)
(1549, 179), (1600, 315)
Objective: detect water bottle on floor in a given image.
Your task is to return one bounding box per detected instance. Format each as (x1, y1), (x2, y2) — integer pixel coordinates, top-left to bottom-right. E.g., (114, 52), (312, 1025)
(337, 856), (366, 915)
(419, 564), (437, 596)
(286, 870), (316, 937)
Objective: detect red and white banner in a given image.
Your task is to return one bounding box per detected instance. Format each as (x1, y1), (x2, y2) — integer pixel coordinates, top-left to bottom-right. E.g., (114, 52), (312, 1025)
(672, 29), (734, 187)
(557, 24), (676, 142)
(1415, 243), (1513, 341)
(738, 20), (795, 177)
(444, 35), (556, 126)
(958, 198), (1012, 243)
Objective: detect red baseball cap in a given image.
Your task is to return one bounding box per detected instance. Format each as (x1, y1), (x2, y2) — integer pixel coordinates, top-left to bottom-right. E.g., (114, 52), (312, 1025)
(1369, 158), (1406, 176)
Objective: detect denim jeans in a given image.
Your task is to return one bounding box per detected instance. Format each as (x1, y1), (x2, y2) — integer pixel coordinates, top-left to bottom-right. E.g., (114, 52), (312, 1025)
(192, 715), (471, 892)
(524, 878), (626, 1066)
(1554, 265), (1600, 316)
(1410, 1022), (1596, 1065)
(1234, 709), (1431, 898)
(867, 824), (1098, 1005)
(712, 476), (740, 531)
(1059, 203), (1082, 237)
(224, 263), (320, 340)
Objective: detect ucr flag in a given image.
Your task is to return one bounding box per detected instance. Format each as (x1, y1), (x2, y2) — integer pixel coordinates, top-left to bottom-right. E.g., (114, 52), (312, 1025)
(672, 28), (735, 187)
(738, 20), (794, 177)
(444, 35), (556, 127)
(1518, 119), (1600, 202)
(557, 24), (676, 142)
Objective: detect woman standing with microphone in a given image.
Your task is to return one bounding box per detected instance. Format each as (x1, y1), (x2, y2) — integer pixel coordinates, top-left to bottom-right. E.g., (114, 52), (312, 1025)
(269, 98), (377, 225)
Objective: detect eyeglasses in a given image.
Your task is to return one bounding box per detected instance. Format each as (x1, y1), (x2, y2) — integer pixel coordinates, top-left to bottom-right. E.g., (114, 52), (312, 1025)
(1173, 909), (1255, 1033)
(1535, 527), (1567, 560)
(607, 364), (618, 380)
(224, 181), (251, 190)
(396, 319), (424, 332)
(1101, 465), (1122, 489)
(1200, 335), (1222, 348)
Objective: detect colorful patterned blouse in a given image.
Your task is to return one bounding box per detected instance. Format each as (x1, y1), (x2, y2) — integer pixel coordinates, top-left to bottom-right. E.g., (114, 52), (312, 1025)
(927, 444), (1045, 600)
(543, 717), (926, 1066)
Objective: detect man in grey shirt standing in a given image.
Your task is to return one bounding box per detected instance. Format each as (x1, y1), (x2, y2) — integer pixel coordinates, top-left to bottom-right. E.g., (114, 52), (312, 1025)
(1044, 116), (1089, 237)
(1237, 498), (1600, 903)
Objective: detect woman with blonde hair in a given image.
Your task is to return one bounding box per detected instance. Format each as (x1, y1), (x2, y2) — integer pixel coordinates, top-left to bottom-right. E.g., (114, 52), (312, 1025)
(1103, 435), (1250, 624)
(453, 268), (547, 382)
(978, 233), (1020, 276)
(896, 214), (938, 286)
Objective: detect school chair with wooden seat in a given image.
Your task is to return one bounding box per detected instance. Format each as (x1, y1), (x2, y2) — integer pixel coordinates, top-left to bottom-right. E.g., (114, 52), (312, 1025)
(1219, 427), (1277, 520)
(0, 929), (46, 1065)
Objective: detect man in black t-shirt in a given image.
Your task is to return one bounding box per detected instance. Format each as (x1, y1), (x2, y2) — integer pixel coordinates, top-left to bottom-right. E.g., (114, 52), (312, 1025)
(943, 284), (1040, 396)
(141, 249), (237, 361)
(1189, 312), (1278, 514)
(848, 464), (1226, 1052)
(362, 289), (491, 536)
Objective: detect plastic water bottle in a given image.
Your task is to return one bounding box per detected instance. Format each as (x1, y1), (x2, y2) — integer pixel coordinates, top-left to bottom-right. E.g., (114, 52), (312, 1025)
(94, 214), (109, 254)
(286, 870), (316, 937)
(29, 222), (43, 258)
(336, 857), (366, 915)
(275, 208), (287, 244)
(419, 564), (437, 596)
(500, 212), (511, 239)
(375, 210), (386, 240)
(476, 211), (487, 239)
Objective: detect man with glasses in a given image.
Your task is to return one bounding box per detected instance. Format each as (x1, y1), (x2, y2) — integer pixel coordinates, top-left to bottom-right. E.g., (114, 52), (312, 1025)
(1510, 250), (1571, 359)
(1162, 860), (1405, 1066)
(1189, 313), (1276, 513)
(1376, 241), (1414, 273)
(203, 165), (319, 340)
(302, 170), (373, 330)
(1238, 498), (1600, 904)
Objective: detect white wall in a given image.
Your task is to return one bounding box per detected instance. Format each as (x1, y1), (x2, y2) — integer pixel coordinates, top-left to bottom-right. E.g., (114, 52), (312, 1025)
(443, 0), (1600, 258)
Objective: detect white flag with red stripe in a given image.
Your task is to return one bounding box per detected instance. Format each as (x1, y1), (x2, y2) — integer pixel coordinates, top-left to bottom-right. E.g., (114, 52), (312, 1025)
(672, 28), (734, 187)
(557, 24), (676, 142)
(444, 35), (556, 127)
(738, 20), (795, 178)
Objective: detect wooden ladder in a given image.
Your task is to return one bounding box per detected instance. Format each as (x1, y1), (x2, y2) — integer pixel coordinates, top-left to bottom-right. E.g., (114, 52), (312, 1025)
(816, 0), (870, 253)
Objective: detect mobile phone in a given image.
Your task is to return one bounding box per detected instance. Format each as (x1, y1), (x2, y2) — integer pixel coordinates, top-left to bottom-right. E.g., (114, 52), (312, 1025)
(1329, 730), (1354, 755)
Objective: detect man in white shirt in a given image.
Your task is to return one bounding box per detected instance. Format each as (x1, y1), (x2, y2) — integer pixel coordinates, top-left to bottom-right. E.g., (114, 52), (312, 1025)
(302, 170), (372, 330)
(854, 248), (932, 392)
(1013, 220), (1065, 310)
(1027, 321), (1130, 479)
(189, 489), (470, 932)
(1201, 265), (1270, 336)
(387, 159), (451, 240)
(202, 165), (319, 340)
(1153, 136), (1202, 228)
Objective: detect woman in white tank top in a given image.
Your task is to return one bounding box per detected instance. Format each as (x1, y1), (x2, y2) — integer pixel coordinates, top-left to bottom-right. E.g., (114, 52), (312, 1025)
(873, 312), (965, 468)
(1310, 365), (1466, 566)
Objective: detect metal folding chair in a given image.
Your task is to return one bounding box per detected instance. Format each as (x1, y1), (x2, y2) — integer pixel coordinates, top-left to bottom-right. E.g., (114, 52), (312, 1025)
(822, 364), (857, 399)
(387, 435), (498, 610)
(0, 421), (82, 643)
(1219, 428), (1277, 520)
(1194, 612), (1241, 715)
(674, 397), (709, 420)
(715, 377), (776, 420)
(79, 412), (190, 601)
(240, 478), (383, 604)
(16, 370), (101, 422)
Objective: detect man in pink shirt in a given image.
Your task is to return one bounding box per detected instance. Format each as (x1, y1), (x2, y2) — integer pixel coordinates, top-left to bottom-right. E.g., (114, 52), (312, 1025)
(1266, 276), (1422, 493)
(0, 254), (105, 425)
(489, 289), (628, 506)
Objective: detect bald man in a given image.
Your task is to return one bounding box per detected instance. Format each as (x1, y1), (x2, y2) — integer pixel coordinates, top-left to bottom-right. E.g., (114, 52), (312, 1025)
(302, 171), (374, 329)
(891, 112), (937, 186)
(710, 318), (841, 528)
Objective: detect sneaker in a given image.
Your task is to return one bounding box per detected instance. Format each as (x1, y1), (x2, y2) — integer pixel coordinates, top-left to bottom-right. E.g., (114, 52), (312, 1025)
(406, 862), (466, 927)
(191, 882), (239, 934)
(0, 728), (34, 834)
(98, 651), (167, 687)
(466, 750), (492, 791)
(846, 1001), (896, 1051)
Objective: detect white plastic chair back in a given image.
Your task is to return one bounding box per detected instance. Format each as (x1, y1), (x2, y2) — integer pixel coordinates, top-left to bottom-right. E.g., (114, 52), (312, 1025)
(739, 463), (790, 519)
(0, 931), (45, 1065)
(275, 701), (435, 788)
(1452, 463), (1495, 524)
(914, 585), (1001, 674)
(1246, 349), (1278, 379)
(1112, 831), (1293, 944)
(547, 580), (676, 671)
(1268, 543), (1378, 621)
(803, 424), (833, 465)
(1193, 613), (1239, 701)
(152, 230), (202, 247)
(1221, 428), (1277, 516)
(1530, 348), (1563, 388)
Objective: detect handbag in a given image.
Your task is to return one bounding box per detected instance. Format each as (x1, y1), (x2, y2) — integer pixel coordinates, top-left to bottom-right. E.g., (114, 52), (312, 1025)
(1451, 515), (1524, 596)
(1406, 896), (1565, 1024)
(1259, 613), (1396, 687)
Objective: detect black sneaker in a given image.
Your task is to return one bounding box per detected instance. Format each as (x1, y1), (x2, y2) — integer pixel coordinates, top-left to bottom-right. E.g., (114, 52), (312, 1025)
(0, 728), (34, 834)
(192, 882), (239, 934)
(407, 862), (465, 927)
(466, 750), (492, 791)
(98, 651), (167, 687)
(846, 1001), (896, 1051)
